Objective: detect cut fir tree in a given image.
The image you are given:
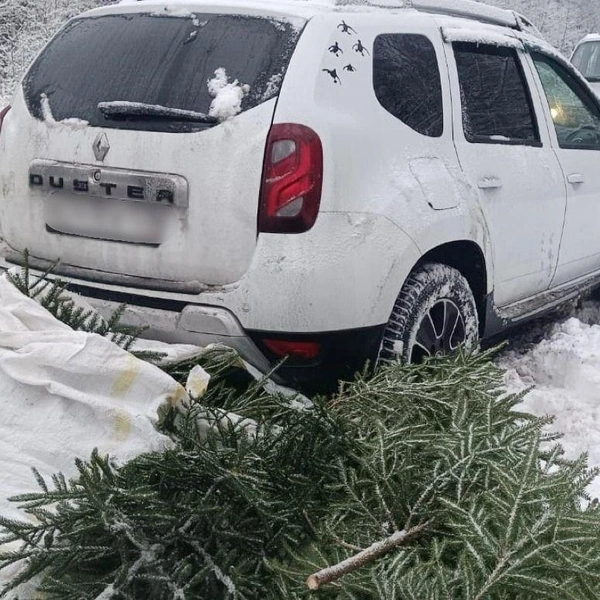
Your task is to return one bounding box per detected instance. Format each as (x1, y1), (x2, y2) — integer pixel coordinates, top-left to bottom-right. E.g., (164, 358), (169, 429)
(0, 348), (599, 599)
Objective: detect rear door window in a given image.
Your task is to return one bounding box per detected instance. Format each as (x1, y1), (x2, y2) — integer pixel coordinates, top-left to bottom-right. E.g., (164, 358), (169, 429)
(373, 34), (444, 137)
(453, 42), (540, 145)
(23, 13), (302, 133)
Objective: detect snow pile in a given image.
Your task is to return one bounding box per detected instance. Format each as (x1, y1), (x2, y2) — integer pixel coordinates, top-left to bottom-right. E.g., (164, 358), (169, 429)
(0, 275), (188, 522)
(207, 68), (250, 122)
(499, 307), (600, 498)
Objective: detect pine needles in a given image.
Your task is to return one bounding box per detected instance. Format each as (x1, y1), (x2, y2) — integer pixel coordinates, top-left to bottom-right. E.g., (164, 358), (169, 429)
(6, 249), (148, 354)
(0, 349), (599, 599)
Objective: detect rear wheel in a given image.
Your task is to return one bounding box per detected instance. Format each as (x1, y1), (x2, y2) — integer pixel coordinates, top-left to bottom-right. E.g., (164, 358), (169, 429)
(379, 263), (479, 364)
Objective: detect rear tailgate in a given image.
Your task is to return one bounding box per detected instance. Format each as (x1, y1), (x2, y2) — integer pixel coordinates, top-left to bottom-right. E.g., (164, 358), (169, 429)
(0, 9), (304, 288)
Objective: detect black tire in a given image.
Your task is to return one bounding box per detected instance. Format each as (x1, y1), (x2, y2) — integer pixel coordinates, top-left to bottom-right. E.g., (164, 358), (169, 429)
(379, 263), (479, 364)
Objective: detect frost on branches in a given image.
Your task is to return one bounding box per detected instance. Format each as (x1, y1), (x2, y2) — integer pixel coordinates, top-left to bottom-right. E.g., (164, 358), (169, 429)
(1, 347), (600, 599)
(0, 0), (112, 103)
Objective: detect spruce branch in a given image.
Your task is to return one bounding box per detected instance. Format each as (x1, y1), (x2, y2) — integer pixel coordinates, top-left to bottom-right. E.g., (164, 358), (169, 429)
(0, 350), (599, 598)
(6, 249), (150, 355)
(305, 520), (432, 590)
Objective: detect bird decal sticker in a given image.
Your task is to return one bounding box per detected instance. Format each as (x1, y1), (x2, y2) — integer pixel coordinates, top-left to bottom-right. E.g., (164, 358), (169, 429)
(353, 39), (369, 56)
(322, 68), (341, 84)
(328, 41), (344, 56)
(337, 20), (357, 35)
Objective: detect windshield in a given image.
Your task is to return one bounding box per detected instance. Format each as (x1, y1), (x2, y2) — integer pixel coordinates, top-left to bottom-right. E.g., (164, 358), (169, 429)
(23, 12), (302, 133)
(572, 41), (600, 82)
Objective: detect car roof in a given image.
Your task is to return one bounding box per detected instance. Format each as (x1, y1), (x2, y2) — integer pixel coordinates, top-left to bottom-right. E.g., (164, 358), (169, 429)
(83, 0), (532, 32)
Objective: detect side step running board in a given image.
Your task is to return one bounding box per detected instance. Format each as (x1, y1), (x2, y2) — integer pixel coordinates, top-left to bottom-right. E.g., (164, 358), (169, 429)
(497, 271), (600, 322)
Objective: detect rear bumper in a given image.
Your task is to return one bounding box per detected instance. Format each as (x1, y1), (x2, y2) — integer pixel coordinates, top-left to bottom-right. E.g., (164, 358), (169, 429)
(81, 282), (386, 392)
(0, 259), (385, 392)
(248, 325), (385, 393)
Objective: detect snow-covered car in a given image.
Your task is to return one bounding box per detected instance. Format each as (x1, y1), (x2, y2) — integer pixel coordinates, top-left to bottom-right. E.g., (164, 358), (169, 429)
(572, 34), (600, 96)
(1, 0), (600, 391)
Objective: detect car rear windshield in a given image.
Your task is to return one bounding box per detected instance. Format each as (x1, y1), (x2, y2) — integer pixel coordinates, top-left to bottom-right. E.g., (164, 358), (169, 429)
(23, 12), (303, 133)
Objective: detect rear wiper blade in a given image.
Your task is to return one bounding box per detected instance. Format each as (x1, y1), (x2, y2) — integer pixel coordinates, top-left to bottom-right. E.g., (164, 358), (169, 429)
(98, 101), (218, 124)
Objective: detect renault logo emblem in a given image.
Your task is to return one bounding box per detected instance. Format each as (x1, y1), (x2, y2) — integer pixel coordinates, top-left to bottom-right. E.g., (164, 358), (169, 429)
(92, 132), (110, 162)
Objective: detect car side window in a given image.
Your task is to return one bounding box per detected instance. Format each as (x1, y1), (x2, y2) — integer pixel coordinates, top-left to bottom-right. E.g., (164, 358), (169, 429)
(373, 34), (443, 137)
(453, 42), (540, 145)
(532, 52), (600, 150)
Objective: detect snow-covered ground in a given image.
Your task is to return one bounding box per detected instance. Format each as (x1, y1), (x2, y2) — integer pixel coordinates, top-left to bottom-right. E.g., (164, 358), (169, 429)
(499, 299), (600, 497)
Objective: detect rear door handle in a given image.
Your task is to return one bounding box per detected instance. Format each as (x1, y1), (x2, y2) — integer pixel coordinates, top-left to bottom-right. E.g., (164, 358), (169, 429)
(478, 176), (503, 190)
(567, 173), (585, 185)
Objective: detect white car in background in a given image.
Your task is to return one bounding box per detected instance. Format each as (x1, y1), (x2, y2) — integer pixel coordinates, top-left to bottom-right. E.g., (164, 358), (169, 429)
(572, 34), (600, 96)
(2, 0), (600, 393)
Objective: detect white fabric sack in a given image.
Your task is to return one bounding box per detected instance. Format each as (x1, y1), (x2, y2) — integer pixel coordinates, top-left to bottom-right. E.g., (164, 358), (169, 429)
(0, 274), (189, 521)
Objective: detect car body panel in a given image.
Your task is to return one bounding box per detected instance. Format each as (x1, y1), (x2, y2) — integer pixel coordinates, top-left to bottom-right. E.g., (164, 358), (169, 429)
(440, 30), (567, 307)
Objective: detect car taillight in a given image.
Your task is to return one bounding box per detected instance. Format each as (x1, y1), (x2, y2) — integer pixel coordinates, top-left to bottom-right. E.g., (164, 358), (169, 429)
(0, 106), (11, 135)
(258, 123), (323, 234)
(262, 338), (321, 360)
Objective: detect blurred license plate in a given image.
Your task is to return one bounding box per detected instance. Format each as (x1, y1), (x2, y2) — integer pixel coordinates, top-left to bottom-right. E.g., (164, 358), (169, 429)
(45, 196), (167, 244)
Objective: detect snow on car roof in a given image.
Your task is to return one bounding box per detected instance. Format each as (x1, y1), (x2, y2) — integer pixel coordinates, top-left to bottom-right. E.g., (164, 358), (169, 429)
(440, 23), (522, 48)
(93, 0), (329, 21)
(86, 0), (525, 31)
(410, 0), (517, 28)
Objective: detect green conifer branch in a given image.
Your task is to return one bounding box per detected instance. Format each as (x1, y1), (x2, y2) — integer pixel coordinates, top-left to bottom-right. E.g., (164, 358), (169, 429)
(0, 351), (598, 598)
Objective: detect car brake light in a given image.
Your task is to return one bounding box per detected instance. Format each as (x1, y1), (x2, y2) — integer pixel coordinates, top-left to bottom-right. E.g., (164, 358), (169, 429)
(0, 106), (11, 135)
(262, 338), (321, 360)
(258, 123), (323, 234)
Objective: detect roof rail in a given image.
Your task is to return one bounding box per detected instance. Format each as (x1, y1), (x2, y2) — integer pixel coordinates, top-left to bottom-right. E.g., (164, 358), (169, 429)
(407, 0), (518, 29)
(347, 0), (540, 33)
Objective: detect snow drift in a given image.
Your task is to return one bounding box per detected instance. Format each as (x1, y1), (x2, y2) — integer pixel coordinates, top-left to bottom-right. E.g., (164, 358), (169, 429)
(500, 303), (600, 498)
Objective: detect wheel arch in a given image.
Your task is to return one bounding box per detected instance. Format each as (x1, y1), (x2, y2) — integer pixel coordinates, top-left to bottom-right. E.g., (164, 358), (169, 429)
(415, 240), (488, 336)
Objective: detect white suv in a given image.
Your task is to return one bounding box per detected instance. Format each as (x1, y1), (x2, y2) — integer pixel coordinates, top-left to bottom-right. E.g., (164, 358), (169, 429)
(2, 0), (600, 391)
